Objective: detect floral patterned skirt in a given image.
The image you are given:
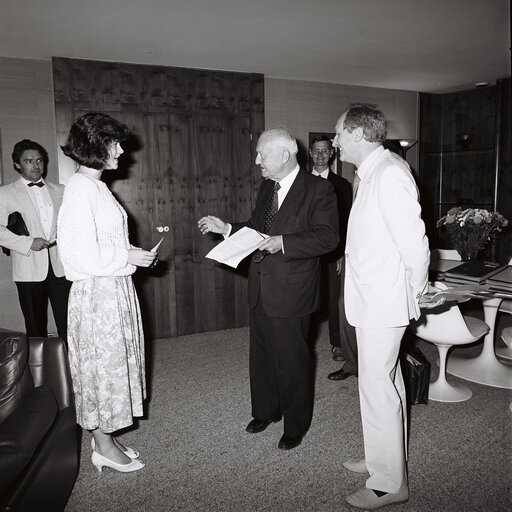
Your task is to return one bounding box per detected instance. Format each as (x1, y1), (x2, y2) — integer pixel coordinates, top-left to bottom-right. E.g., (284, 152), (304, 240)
(67, 276), (146, 433)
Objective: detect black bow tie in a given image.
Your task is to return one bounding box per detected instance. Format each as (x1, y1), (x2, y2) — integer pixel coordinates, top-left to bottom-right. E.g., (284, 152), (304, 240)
(28, 181), (44, 187)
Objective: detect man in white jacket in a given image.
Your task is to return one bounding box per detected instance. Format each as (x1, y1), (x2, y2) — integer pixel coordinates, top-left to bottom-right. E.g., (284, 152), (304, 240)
(0, 139), (70, 339)
(333, 104), (431, 510)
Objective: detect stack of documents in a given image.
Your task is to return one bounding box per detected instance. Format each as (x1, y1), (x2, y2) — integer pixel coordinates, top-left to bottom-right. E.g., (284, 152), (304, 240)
(486, 265), (512, 293)
(444, 261), (504, 285)
(429, 258), (465, 281)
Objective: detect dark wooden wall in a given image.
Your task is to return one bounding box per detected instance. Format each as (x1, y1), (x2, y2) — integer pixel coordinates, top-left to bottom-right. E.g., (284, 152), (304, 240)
(495, 78), (512, 263)
(419, 80), (511, 263)
(52, 57), (264, 338)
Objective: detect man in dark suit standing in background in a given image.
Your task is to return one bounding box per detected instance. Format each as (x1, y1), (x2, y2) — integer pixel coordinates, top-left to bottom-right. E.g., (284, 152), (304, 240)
(199, 128), (339, 450)
(0, 139), (70, 340)
(309, 135), (358, 382)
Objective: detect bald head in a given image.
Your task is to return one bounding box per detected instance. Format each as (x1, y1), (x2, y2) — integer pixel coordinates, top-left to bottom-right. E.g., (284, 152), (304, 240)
(256, 129), (298, 181)
(259, 129), (298, 155)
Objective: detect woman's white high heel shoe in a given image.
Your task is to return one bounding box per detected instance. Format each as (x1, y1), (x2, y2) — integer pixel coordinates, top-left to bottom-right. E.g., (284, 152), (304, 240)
(91, 437), (140, 459)
(91, 450), (145, 473)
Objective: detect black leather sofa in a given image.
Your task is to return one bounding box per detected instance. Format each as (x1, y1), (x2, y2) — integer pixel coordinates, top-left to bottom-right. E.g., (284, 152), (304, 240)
(0, 329), (78, 512)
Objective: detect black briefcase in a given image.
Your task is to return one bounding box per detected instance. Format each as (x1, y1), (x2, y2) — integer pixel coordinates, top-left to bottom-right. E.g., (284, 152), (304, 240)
(1, 211), (29, 256)
(400, 343), (431, 405)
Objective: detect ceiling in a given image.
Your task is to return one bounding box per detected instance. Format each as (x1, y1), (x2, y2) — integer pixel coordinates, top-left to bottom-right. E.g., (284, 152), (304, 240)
(1, 0), (510, 93)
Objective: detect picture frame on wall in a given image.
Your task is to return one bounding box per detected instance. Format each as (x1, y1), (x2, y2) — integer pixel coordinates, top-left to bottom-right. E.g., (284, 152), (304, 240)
(308, 131), (343, 176)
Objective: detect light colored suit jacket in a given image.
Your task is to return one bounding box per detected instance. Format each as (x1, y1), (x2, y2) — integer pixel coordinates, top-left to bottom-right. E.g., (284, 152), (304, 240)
(344, 147), (430, 328)
(0, 177), (65, 281)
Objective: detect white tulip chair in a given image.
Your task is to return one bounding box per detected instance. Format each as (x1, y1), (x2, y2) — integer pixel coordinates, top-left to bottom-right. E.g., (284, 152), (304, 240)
(410, 282), (489, 402)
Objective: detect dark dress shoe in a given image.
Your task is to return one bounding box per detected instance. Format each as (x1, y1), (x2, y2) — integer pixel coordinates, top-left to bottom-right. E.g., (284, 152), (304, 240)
(278, 433), (303, 450)
(246, 419), (274, 434)
(327, 368), (356, 381)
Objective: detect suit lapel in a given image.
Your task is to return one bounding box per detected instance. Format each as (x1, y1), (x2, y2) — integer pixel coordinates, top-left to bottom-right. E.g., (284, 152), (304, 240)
(14, 179), (40, 222)
(270, 169), (306, 234)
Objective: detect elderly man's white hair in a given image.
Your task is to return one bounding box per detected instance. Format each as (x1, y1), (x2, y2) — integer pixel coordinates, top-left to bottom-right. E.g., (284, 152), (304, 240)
(260, 128), (298, 155)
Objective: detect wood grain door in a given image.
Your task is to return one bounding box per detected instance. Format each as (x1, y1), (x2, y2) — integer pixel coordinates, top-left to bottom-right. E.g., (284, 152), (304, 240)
(53, 57), (264, 338)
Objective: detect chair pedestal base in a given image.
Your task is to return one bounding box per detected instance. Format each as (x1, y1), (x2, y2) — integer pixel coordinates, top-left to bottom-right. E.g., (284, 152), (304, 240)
(447, 352), (512, 389)
(428, 379), (472, 402)
(429, 343), (473, 403)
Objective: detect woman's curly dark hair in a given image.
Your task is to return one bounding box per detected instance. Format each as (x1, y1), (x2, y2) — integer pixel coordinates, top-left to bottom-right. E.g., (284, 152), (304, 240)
(61, 112), (129, 170)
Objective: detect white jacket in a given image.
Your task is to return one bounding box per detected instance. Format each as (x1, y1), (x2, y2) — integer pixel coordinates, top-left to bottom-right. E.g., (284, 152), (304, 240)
(0, 177), (65, 281)
(344, 147), (430, 328)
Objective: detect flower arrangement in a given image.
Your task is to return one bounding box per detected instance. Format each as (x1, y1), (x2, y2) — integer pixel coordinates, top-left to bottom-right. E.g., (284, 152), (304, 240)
(436, 207), (508, 261)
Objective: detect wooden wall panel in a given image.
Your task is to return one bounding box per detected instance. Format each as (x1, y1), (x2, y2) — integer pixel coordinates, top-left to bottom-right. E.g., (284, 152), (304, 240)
(53, 57), (263, 338)
(0, 57), (61, 333)
(495, 78), (512, 263)
(171, 113), (199, 335)
(419, 84), (511, 262)
(264, 78), (419, 182)
(231, 116), (255, 324)
(441, 152), (495, 207)
(442, 88), (497, 151)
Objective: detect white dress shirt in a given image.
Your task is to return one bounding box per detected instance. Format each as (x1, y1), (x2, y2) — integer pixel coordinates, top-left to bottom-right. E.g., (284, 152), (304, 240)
(225, 165), (300, 239)
(276, 164), (300, 207)
(21, 177), (54, 240)
(311, 167), (329, 179)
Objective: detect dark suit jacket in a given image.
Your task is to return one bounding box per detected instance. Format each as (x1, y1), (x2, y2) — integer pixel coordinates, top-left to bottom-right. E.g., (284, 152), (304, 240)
(232, 169), (339, 318)
(326, 171), (352, 260)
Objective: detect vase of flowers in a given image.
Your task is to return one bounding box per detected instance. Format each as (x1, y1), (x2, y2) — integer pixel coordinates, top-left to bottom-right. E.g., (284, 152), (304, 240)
(436, 207), (508, 261)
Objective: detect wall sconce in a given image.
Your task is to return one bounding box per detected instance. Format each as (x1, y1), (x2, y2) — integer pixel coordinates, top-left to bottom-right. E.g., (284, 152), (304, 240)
(457, 133), (472, 149)
(385, 139), (418, 159)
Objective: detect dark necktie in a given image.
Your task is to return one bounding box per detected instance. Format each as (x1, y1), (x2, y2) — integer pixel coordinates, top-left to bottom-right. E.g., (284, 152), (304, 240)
(252, 181), (281, 263)
(28, 181), (44, 187)
(263, 181), (280, 233)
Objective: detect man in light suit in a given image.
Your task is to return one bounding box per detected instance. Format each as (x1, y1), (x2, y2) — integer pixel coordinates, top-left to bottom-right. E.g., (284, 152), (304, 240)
(333, 104), (431, 509)
(0, 139), (70, 340)
(199, 129), (339, 450)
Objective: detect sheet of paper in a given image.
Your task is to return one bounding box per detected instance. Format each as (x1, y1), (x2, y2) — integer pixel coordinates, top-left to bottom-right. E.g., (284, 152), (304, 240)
(205, 227), (267, 268)
(423, 284), (494, 303)
(151, 236), (164, 252)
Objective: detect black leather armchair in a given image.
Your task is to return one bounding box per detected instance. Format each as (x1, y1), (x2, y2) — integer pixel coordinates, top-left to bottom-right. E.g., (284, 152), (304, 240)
(0, 329), (78, 512)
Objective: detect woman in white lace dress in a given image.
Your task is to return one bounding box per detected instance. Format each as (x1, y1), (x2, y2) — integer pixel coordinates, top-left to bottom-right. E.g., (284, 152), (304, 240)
(58, 112), (157, 473)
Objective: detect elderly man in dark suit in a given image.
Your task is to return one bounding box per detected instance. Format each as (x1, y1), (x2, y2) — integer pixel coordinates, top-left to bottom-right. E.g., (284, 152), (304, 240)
(198, 128), (339, 450)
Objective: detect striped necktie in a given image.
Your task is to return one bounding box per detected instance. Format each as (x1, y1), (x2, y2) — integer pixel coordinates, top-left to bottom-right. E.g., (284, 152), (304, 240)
(263, 181), (280, 233)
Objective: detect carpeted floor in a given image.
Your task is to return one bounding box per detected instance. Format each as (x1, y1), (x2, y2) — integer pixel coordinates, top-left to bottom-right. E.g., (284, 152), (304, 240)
(64, 322), (511, 512)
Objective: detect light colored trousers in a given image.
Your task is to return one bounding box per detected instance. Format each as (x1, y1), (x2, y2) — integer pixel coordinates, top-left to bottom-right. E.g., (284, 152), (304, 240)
(356, 326), (408, 494)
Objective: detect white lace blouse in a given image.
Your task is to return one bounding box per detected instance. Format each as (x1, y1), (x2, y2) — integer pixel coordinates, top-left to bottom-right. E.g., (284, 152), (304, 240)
(57, 173), (136, 281)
